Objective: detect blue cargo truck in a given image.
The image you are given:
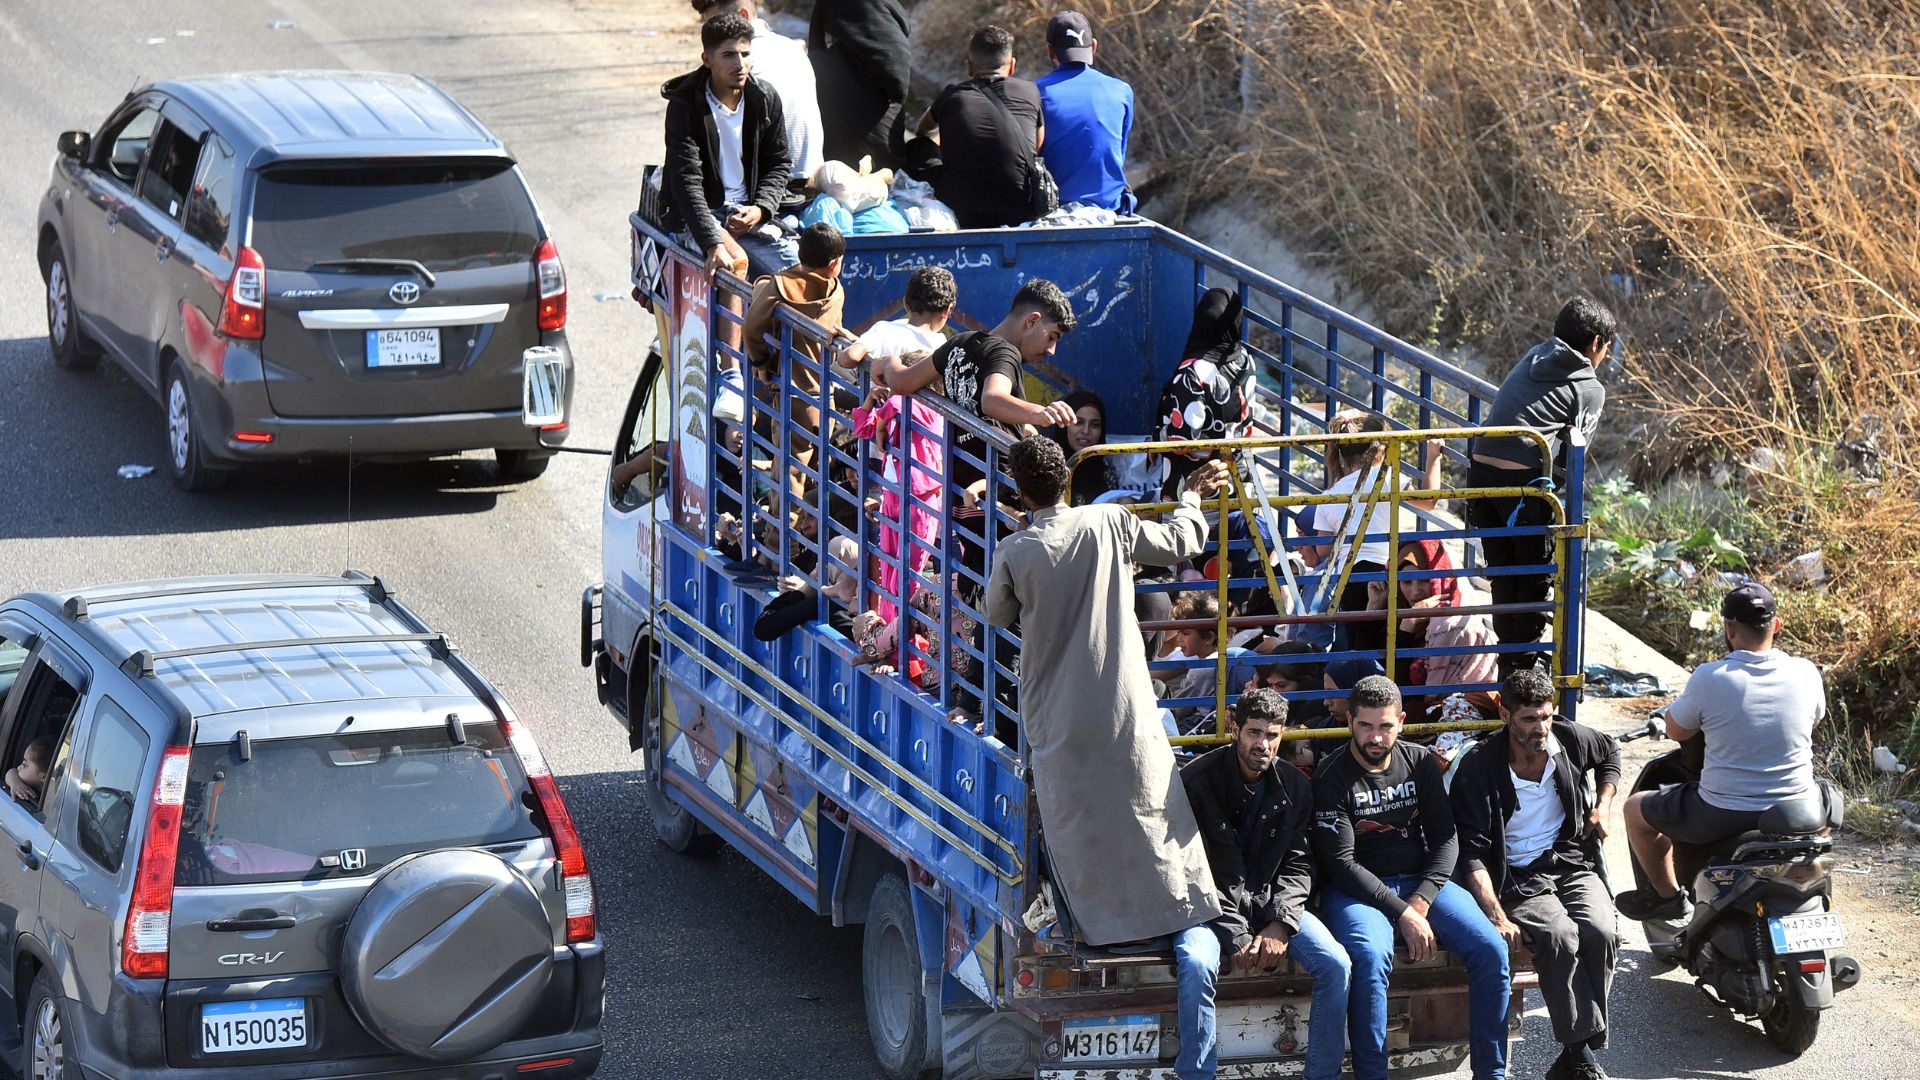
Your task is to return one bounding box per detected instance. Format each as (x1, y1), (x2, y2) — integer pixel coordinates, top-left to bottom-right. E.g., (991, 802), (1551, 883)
(584, 213), (1589, 1078)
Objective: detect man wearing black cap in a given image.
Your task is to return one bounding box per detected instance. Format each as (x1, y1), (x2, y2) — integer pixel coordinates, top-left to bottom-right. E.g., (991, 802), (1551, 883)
(1621, 581), (1827, 921)
(1035, 11), (1136, 212)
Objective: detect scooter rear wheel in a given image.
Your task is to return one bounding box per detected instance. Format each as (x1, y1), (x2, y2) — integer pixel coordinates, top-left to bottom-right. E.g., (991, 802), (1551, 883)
(1760, 993), (1820, 1056)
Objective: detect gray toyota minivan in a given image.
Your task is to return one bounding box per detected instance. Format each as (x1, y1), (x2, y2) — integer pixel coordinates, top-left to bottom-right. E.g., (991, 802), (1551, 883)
(35, 73), (575, 490)
(0, 573), (603, 1078)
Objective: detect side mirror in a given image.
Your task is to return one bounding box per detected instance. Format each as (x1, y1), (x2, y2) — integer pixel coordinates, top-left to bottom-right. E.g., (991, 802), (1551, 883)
(57, 130), (91, 162)
(522, 346), (567, 429)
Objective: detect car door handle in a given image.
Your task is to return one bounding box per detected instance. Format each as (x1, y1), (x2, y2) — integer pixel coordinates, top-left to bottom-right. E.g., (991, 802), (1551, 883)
(207, 914), (297, 932)
(14, 839), (38, 871)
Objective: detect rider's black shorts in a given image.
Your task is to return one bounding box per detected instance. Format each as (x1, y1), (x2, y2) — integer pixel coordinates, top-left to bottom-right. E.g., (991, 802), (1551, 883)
(1640, 783), (1763, 846)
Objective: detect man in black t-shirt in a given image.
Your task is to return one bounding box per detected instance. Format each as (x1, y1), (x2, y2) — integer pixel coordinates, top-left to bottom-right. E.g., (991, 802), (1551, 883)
(913, 25), (1046, 228)
(1313, 676), (1512, 1080)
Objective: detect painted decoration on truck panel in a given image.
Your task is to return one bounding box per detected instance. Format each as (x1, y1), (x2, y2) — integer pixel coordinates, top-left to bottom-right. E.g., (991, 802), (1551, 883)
(665, 255), (711, 532)
(744, 744), (818, 869)
(945, 901), (998, 1006)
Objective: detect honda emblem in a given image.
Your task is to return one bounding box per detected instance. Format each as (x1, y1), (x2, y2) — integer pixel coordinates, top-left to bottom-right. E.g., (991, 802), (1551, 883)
(388, 281), (421, 305)
(339, 848), (368, 871)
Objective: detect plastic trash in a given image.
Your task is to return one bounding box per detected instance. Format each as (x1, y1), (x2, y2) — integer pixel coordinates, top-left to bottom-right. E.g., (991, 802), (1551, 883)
(143, 36), (167, 45)
(850, 201), (910, 235)
(1872, 746), (1908, 775)
(267, 19), (297, 30)
(593, 290), (623, 302)
(118, 464), (155, 479)
(902, 202), (958, 232)
(798, 193), (853, 232)
(1582, 663), (1667, 698)
(1779, 550), (1828, 586)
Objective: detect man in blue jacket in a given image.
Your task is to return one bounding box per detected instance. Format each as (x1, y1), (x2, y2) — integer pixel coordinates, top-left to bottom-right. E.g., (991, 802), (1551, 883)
(1034, 11), (1135, 212)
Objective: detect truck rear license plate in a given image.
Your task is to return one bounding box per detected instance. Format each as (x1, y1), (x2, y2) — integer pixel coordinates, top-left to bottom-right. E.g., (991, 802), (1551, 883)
(201, 997), (308, 1053)
(1062, 1014), (1160, 1062)
(1769, 912), (1845, 953)
(366, 327), (440, 367)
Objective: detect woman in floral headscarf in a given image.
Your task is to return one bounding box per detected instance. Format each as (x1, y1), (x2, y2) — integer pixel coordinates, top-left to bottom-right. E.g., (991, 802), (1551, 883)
(1155, 288), (1257, 495)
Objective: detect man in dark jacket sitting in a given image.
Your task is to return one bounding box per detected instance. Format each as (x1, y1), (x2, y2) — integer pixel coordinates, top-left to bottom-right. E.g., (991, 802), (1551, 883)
(1451, 669), (1622, 1080)
(1181, 689), (1351, 1080)
(661, 14), (796, 280)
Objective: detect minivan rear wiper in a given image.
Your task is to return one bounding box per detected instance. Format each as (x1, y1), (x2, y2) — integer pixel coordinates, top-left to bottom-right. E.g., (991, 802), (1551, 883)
(309, 258), (437, 287)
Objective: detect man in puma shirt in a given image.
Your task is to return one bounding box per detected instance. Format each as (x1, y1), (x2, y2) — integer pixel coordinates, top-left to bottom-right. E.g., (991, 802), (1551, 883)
(1313, 676), (1511, 1079)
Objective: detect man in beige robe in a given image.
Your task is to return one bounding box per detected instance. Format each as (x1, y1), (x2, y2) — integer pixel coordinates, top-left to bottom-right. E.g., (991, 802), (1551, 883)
(986, 435), (1230, 945)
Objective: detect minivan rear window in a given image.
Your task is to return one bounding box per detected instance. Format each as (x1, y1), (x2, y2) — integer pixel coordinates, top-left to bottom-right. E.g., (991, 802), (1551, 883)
(251, 163), (538, 273)
(175, 723), (543, 886)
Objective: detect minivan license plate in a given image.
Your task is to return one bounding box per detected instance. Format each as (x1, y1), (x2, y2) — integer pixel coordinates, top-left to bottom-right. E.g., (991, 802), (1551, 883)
(201, 997), (308, 1053)
(1769, 912), (1845, 953)
(1062, 1014), (1160, 1062)
(366, 327), (440, 367)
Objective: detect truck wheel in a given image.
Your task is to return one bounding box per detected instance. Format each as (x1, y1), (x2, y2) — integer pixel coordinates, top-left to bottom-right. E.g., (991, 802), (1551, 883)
(45, 240), (101, 371)
(862, 873), (937, 1079)
(25, 971), (80, 1080)
(638, 663), (717, 856)
(1761, 994), (1820, 1056)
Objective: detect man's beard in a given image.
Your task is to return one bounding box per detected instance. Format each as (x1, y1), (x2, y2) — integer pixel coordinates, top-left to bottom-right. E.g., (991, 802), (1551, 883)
(1356, 741), (1391, 765)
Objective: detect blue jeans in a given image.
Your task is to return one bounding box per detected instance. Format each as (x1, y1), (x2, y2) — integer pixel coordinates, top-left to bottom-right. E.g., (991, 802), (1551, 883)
(1170, 914), (1353, 1080)
(1323, 877), (1511, 1080)
(672, 222), (798, 281)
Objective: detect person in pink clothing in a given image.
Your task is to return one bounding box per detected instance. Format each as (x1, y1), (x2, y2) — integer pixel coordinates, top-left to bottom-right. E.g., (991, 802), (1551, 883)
(851, 350), (944, 623)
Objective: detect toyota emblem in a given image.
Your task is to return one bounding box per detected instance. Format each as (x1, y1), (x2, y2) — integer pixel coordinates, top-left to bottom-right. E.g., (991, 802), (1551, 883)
(388, 281), (421, 305)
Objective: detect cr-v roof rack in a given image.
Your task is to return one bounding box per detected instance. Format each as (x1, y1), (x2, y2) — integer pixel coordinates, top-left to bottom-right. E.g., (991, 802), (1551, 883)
(124, 631), (446, 678)
(65, 570), (391, 620)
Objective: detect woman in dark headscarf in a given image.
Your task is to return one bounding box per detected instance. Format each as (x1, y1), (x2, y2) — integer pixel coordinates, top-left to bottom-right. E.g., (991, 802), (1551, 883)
(1047, 390), (1121, 505)
(1155, 288), (1257, 493)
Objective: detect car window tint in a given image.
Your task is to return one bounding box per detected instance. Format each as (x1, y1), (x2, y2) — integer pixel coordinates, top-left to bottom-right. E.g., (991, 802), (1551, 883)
(136, 120), (203, 220)
(183, 135), (237, 253)
(251, 163), (538, 273)
(174, 723), (542, 886)
(35, 711), (80, 831)
(4, 659), (83, 821)
(76, 698), (149, 873)
(99, 106), (162, 185)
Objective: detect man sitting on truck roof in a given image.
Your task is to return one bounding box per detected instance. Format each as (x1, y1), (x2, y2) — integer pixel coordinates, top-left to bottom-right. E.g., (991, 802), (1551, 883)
(985, 436), (1231, 953)
(1182, 688), (1351, 1080)
(1314, 675), (1511, 1080)
(1035, 11), (1135, 212)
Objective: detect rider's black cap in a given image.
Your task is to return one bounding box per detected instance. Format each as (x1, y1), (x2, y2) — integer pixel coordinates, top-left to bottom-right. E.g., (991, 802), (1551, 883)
(1721, 580), (1777, 625)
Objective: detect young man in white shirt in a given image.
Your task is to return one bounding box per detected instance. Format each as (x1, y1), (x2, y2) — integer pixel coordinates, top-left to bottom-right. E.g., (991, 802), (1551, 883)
(693, 0), (824, 186)
(1451, 670), (1622, 1080)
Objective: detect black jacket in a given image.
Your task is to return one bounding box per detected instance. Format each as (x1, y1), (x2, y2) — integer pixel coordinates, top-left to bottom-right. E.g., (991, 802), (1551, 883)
(808, 0), (911, 168)
(1449, 719), (1622, 898)
(1470, 337), (1607, 482)
(1181, 745), (1316, 954)
(660, 70), (792, 256)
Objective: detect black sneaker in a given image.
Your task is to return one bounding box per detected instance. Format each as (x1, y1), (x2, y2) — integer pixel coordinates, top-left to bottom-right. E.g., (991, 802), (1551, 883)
(1615, 887), (1689, 921)
(1544, 1055), (1578, 1080)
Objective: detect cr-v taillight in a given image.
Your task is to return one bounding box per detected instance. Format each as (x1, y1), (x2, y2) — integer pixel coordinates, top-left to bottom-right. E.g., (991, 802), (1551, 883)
(220, 246), (265, 339)
(122, 745), (191, 979)
(535, 238), (566, 331)
(498, 712), (594, 942)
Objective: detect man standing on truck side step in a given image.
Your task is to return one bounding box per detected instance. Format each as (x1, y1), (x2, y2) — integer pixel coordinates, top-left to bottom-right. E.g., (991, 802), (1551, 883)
(691, 0), (824, 189)
(1035, 11), (1135, 213)
(1451, 669), (1621, 1080)
(1314, 676), (1511, 1080)
(661, 14), (797, 282)
(986, 436), (1231, 955)
(1466, 297), (1614, 679)
(1182, 689), (1351, 1080)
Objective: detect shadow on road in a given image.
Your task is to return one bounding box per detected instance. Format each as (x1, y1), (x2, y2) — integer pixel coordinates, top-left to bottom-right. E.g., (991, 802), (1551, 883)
(0, 337), (510, 540)
(1603, 950), (1803, 1078)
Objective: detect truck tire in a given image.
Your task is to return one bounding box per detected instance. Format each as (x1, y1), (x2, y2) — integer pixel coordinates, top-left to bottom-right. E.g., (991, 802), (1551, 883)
(637, 658), (718, 856)
(862, 873), (937, 1080)
(1761, 994), (1820, 1056)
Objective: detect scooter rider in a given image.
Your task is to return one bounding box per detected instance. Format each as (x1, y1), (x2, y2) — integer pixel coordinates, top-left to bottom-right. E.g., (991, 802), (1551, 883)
(1619, 581), (1826, 923)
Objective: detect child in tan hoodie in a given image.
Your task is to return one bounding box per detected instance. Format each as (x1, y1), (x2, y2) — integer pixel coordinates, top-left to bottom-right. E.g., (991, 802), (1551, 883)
(743, 223), (867, 475)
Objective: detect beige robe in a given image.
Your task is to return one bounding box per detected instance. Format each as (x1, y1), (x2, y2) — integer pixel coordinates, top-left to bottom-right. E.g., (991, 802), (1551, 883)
(986, 494), (1223, 944)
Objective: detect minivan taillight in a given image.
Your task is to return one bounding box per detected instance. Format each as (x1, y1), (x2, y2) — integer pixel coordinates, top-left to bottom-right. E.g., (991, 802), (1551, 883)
(535, 238), (566, 331)
(220, 246), (265, 339)
(122, 745), (191, 979)
(499, 713), (594, 942)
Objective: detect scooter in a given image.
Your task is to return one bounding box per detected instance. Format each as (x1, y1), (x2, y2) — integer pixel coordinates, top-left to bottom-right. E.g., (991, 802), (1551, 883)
(1622, 719), (1862, 1055)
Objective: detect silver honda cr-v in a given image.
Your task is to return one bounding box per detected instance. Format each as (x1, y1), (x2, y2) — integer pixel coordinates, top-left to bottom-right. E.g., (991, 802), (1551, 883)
(0, 573), (603, 1077)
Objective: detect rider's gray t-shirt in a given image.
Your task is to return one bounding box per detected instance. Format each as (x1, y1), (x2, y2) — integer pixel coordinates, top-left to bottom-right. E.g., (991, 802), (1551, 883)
(1668, 648), (1825, 812)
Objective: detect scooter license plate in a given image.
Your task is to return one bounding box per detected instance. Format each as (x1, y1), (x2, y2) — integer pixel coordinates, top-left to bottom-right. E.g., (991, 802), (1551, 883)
(1769, 912), (1845, 953)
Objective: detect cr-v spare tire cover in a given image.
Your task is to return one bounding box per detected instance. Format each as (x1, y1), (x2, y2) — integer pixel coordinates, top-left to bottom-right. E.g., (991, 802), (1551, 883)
(339, 849), (555, 1061)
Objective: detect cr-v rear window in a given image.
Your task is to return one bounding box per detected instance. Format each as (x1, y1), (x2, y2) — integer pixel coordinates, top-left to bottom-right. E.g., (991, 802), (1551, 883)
(174, 723), (543, 886)
(251, 163), (539, 272)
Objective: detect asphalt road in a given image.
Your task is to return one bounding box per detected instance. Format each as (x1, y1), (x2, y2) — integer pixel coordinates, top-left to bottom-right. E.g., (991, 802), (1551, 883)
(1, 3), (1915, 1079)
